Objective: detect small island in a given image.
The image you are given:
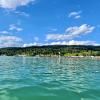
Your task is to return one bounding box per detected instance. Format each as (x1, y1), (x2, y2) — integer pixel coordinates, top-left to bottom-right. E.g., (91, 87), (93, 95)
(0, 45), (100, 57)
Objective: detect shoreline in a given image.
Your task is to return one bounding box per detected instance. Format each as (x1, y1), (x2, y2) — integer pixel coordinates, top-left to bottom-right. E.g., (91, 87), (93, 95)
(0, 55), (100, 59)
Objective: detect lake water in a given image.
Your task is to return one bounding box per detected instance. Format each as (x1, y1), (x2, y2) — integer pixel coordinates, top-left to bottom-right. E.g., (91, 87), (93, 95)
(0, 56), (100, 100)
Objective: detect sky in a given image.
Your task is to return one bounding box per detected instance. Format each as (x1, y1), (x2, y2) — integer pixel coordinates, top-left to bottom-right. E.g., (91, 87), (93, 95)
(0, 0), (100, 47)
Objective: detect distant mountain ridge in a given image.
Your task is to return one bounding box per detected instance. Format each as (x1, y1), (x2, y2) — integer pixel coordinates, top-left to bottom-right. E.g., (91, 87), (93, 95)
(0, 45), (100, 56)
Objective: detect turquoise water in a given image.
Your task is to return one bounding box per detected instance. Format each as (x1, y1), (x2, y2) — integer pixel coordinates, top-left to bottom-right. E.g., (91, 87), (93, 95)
(0, 56), (100, 100)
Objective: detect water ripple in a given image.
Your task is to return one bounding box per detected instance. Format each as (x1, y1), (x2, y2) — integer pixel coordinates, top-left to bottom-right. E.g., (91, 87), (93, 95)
(0, 56), (100, 100)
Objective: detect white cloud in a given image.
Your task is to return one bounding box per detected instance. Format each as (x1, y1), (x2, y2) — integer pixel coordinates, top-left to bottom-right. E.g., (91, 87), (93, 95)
(23, 37), (40, 47)
(14, 11), (30, 17)
(0, 35), (23, 47)
(0, 23), (23, 35)
(9, 24), (23, 32)
(74, 15), (81, 19)
(23, 42), (41, 47)
(65, 24), (94, 36)
(22, 40), (100, 47)
(66, 40), (99, 45)
(0, 0), (35, 9)
(44, 40), (99, 46)
(68, 11), (81, 19)
(46, 24), (95, 41)
(0, 30), (9, 34)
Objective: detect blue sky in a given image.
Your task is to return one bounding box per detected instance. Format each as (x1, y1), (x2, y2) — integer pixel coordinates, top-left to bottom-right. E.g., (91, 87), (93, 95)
(0, 0), (100, 47)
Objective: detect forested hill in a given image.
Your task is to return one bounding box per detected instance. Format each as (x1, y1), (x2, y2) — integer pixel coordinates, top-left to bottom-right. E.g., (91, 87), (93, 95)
(0, 45), (100, 56)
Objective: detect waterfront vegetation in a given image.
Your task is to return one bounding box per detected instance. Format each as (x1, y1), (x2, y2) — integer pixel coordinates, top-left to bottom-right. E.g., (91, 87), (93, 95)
(0, 45), (100, 56)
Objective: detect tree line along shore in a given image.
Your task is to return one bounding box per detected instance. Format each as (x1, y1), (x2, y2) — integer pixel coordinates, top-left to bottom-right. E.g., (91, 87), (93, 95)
(0, 45), (100, 57)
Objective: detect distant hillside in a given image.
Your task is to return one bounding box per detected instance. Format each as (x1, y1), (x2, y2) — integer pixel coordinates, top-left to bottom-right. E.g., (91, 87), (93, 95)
(0, 45), (100, 56)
